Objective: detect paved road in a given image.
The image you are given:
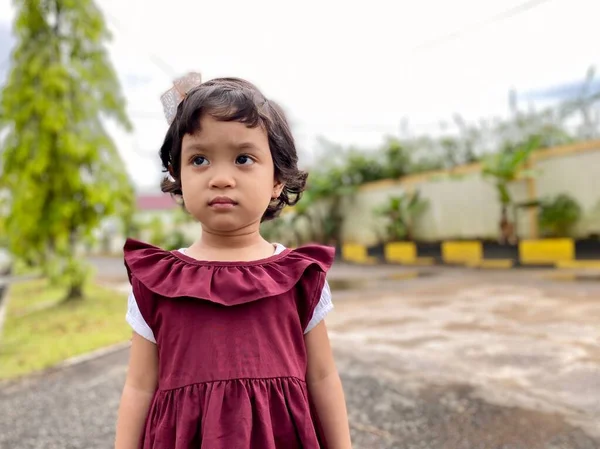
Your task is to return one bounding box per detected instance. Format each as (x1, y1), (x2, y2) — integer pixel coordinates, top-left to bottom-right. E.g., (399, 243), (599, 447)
(330, 267), (600, 448)
(1, 265), (600, 448)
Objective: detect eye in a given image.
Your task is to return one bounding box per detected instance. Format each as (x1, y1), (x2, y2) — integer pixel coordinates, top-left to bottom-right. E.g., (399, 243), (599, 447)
(191, 156), (208, 166)
(236, 154), (255, 165)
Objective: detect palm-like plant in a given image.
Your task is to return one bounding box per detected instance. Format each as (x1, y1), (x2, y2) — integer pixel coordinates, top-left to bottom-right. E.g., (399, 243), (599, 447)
(482, 135), (540, 242)
(376, 191), (428, 242)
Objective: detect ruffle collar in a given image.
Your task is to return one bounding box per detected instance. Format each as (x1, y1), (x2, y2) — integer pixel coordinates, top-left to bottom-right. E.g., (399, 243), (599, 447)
(123, 238), (335, 306)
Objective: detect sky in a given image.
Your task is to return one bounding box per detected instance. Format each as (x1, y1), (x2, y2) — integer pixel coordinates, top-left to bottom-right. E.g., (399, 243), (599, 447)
(0, 0), (599, 191)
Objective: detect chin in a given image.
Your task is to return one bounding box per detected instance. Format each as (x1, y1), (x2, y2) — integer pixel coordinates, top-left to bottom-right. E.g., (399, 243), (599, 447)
(202, 217), (251, 234)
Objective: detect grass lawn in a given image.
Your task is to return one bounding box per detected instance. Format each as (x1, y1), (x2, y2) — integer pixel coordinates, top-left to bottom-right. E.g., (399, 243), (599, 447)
(0, 279), (131, 380)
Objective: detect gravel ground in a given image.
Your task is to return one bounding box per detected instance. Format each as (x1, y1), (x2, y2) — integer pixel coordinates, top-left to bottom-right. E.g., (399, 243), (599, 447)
(0, 347), (598, 449)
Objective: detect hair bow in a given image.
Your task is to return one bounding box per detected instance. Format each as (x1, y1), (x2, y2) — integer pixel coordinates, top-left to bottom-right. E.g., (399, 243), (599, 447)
(160, 72), (203, 125)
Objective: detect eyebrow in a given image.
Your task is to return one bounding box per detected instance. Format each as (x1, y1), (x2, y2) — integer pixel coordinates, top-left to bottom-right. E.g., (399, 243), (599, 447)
(182, 143), (208, 155)
(236, 142), (262, 151)
(183, 142), (263, 154)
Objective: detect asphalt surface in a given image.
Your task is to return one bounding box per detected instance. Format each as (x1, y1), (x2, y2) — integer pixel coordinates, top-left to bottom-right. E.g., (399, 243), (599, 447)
(0, 346), (597, 449)
(1, 263), (599, 449)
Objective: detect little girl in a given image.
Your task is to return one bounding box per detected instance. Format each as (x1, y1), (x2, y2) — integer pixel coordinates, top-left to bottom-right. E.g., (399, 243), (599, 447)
(114, 74), (352, 449)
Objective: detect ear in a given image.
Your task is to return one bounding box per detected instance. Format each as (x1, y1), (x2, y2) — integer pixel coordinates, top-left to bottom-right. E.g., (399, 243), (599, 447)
(272, 180), (284, 199)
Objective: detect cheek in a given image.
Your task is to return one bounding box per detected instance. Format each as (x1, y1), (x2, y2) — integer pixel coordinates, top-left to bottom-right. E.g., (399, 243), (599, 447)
(179, 166), (197, 187)
(249, 167), (275, 192)
(179, 169), (200, 201)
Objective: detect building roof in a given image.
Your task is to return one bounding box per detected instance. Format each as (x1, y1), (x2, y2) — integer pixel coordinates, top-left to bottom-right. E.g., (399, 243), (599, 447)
(136, 194), (179, 211)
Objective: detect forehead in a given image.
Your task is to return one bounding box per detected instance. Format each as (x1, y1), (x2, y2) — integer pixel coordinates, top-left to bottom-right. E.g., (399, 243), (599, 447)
(182, 115), (268, 149)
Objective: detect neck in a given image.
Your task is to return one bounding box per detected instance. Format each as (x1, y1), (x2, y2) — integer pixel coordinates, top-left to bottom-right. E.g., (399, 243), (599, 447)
(199, 227), (266, 250)
(192, 221), (274, 260)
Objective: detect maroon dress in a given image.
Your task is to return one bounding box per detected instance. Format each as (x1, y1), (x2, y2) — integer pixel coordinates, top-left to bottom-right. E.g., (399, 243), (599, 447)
(123, 238), (335, 449)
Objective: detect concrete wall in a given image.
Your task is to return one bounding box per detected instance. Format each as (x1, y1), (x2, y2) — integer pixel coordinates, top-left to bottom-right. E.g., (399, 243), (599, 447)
(341, 141), (600, 245)
(534, 148), (600, 237)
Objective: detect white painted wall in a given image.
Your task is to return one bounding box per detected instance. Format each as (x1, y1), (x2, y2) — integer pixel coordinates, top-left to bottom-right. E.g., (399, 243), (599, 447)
(340, 145), (600, 245)
(535, 150), (600, 237)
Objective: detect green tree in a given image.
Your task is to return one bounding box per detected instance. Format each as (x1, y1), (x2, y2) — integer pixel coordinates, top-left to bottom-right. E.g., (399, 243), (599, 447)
(0, 0), (134, 301)
(382, 138), (412, 178)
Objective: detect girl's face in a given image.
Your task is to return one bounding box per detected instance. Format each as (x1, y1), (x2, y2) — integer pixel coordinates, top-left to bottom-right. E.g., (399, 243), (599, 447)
(180, 114), (283, 233)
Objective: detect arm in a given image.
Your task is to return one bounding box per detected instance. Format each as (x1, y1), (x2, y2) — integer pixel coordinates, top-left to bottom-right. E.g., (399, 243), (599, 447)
(305, 321), (352, 449)
(114, 333), (159, 449)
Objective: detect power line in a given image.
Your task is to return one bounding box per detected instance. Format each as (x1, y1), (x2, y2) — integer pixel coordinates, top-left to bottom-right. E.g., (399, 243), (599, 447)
(412, 0), (559, 51)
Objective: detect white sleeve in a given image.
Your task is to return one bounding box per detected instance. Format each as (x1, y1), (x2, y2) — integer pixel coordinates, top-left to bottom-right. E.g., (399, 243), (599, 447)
(126, 290), (157, 343)
(304, 280), (333, 334)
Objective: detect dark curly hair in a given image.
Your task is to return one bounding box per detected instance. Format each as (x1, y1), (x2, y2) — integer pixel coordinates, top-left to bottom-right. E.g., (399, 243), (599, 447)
(159, 77), (307, 222)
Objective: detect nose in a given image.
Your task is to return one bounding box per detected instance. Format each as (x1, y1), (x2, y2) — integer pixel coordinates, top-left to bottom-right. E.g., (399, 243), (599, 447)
(208, 167), (236, 190)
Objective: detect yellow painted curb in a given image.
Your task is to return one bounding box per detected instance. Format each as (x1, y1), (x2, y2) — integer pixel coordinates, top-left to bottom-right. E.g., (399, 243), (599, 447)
(384, 242), (417, 264)
(519, 238), (574, 265)
(342, 244), (371, 264)
(442, 241), (483, 265)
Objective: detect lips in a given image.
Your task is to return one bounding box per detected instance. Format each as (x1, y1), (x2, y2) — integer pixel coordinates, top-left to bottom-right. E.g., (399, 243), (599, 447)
(208, 196), (238, 206)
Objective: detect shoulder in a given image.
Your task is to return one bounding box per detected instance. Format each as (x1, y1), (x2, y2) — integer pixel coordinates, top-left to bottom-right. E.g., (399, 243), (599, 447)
(275, 244), (336, 279)
(275, 243), (335, 329)
(126, 290), (156, 343)
(273, 243), (336, 286)
(304, 280), (333, 334)
(288, 244), (336, 270)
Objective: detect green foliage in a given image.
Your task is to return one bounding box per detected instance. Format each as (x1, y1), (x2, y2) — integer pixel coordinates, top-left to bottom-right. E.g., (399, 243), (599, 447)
(147, 216), (166, 247)
(0, 278), (131, 379)
(142, 215), (190, 250)
(538, 194), (582, 237)
(164, 230), (188, 251)
(260, 217), (295, 247)
(0, 214), (7, 249)
(292, 68), (594, 246)
(305, 173), (352, 245)
(0, 0), (134, 300)
(124, 217), (144, 241)
(375, 191), (429, 242)
(172, 206), (194, 226)
(482, 135), (540, 207)
(289, 189), (319, 245)
(298, 137), (419, 245)
(380, 138), (412, 179)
